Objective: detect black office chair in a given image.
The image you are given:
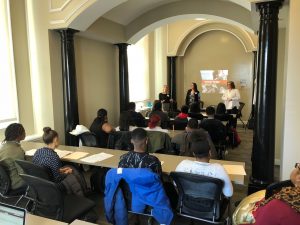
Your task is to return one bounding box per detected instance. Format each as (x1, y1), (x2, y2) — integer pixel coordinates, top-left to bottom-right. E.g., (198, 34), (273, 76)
(120, 180), (155, 225)
(19, 174), (95, 223)
(107, 131), (133, 151)
(200, 120), (228, 159)
(173, 118), (188, 130)
(170, 172), (230, 224)
(237, 102), (246, 128)
(15, 160), (50, 180)
(79, 132), (99, 147)
(0, 163), (27, 206)
(265, 179), (294, 199)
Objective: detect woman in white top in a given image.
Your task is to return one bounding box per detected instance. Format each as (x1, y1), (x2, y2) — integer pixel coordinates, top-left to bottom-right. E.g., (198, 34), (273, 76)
(222, 81), (240, 111)
(145, 114), (169, 133)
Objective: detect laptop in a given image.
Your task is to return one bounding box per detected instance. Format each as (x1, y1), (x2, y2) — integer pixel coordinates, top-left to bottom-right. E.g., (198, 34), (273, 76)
(0, 202), (26, 225)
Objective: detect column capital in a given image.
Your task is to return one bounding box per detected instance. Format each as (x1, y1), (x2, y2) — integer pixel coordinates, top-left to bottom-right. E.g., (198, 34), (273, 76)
(56, 28), (79, 42)
(256, 0), (283, 20)
(115, 43), (130, 48)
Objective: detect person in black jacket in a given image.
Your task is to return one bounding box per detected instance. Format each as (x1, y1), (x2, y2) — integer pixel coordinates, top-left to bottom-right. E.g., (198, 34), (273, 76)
(185, 82), (200, 106)
(159, 85), (171, 103)
(126, 102), (145, 127)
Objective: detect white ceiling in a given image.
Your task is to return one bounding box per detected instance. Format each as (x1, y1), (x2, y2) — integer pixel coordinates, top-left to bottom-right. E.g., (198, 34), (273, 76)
(103, 0), (181, 25)
(103, 0), (252, 26)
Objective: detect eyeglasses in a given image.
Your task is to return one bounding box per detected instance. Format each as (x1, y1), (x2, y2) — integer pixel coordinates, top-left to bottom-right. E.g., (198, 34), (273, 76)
(295, 163), (300, 170)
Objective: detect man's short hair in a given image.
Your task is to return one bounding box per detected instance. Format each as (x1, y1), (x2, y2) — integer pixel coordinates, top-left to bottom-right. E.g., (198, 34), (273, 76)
(189, 131), (210, 158)
(127, 102), (136, 111)
(131, 128), (147, 141)
(187, 118), (199, 129)
(181, 105), (189, 114)
(206, 106), (215, 116)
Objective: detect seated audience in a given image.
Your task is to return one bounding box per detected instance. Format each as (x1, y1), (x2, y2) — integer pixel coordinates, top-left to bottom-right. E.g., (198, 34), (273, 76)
(90, 108), (114, 148)
(145, 114), (169, 133)
(175, 131), (233, 197)
(118, 128), (162, 175)
(0, 123), (26, 190)
(200, 106), (227, 144)
(116, 111), (137, 132)
(237, 164), (300, 225)
(171, 119), (217, 158)
(176, 105), (189, 120)
(188, 102), (204, 120)
(126, 102), (145, 127)
(216, 102), (236, 128)
(149, 100), (169, 129)
(33, 127), (86, 196)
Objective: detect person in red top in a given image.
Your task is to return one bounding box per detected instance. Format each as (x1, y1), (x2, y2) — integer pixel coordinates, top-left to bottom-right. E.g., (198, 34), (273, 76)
(176, 105), (189, 119)
(247, 163), (300, 225)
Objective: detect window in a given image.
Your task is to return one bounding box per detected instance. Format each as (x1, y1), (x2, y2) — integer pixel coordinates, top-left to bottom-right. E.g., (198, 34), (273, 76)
(0, 0), (18, 128)
(128, 36), (150, 102)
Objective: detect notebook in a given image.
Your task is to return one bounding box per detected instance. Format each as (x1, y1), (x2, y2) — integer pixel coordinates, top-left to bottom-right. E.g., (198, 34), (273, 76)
(0, 203), (26, 225)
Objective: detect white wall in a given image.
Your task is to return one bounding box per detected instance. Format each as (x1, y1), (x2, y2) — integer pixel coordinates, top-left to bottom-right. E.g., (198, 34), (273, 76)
(281, 0), (300, 180)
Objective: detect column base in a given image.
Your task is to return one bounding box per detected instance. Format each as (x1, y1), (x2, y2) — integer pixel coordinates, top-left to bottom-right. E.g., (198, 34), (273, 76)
(247, 176), (270, 195)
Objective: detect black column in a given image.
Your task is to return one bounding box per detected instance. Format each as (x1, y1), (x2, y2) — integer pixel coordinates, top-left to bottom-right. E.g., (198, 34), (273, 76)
(116, 43), (129, 112)
(249, 1), (283, 193)
(167, 56), (177, 101)
(57, 29), (79, 146)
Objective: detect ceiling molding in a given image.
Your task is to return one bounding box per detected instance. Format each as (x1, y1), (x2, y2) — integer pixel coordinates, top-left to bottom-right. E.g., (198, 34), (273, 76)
(49, 0), (72, 13)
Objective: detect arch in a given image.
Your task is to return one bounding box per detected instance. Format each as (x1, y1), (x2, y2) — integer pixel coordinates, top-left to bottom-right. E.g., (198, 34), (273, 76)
(54, 0), (127, 30)
(175, 22), (257, 56)
(126, 0), (253, 43)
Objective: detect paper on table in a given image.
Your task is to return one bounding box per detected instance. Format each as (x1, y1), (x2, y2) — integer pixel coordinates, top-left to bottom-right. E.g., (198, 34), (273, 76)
(63, 152), (89, 160)
(25, 148), (72, 159)
(80, 152), (114, 163)
(54, 149), (72, 158)
(25, 149), (37, 156)
(223, 164), (246, 176)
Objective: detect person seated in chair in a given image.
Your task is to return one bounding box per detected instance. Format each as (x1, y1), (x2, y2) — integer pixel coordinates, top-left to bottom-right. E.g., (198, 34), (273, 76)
(171, 119), (217, 158)
(175, 131), (233, 197)
(33, 127), (87, 196)
(188, 102), (204, 121)
(126, 102), (145, 127)
(90, 108), (115, 148)
(118, 128), (162, 175)
(175, 105), (189, 120)
(116, 111), (138, 132)
(243, 164), (300, 225)
(145, 114), (168, 133)
(149, 100), (169, 129)
(200, 106), (227, 144)
(0, 123), (26, 191)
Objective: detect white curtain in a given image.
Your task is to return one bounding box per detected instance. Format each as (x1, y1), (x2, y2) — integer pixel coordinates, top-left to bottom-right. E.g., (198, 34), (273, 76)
(0, 0), (18, 128)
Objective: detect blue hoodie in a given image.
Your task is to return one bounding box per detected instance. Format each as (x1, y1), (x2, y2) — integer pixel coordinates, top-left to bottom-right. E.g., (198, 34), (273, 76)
(104, 168), (173, 225)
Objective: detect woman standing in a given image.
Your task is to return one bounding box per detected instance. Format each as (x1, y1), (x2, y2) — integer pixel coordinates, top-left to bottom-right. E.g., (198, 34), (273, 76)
(185, 83), (200, 106)
(159, 85), (171, 103)
(222, 81), (240, 113)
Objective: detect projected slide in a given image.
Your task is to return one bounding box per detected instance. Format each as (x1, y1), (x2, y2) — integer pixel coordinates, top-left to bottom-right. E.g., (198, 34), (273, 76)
(200, 70), (228, 94)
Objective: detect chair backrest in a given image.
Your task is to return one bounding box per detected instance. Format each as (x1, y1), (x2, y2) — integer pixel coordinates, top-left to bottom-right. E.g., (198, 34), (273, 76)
(173, 118), (188, 130)
(146, 131), (173, 154)
(19, 174), (64, 220)
(79, 132), (99, 147)
(265, 180), (294, 199)
(238, 102), (245, 113)
(107, 131), (133, 150)
(200, 120), (227, 144)
(0, 163), (10, 195)
(15, 160), (50, 180)
(170, 172), (224, 220)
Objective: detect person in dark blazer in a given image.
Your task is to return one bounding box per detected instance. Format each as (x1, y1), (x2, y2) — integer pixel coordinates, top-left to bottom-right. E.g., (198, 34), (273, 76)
(185, 82), (200, 106)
